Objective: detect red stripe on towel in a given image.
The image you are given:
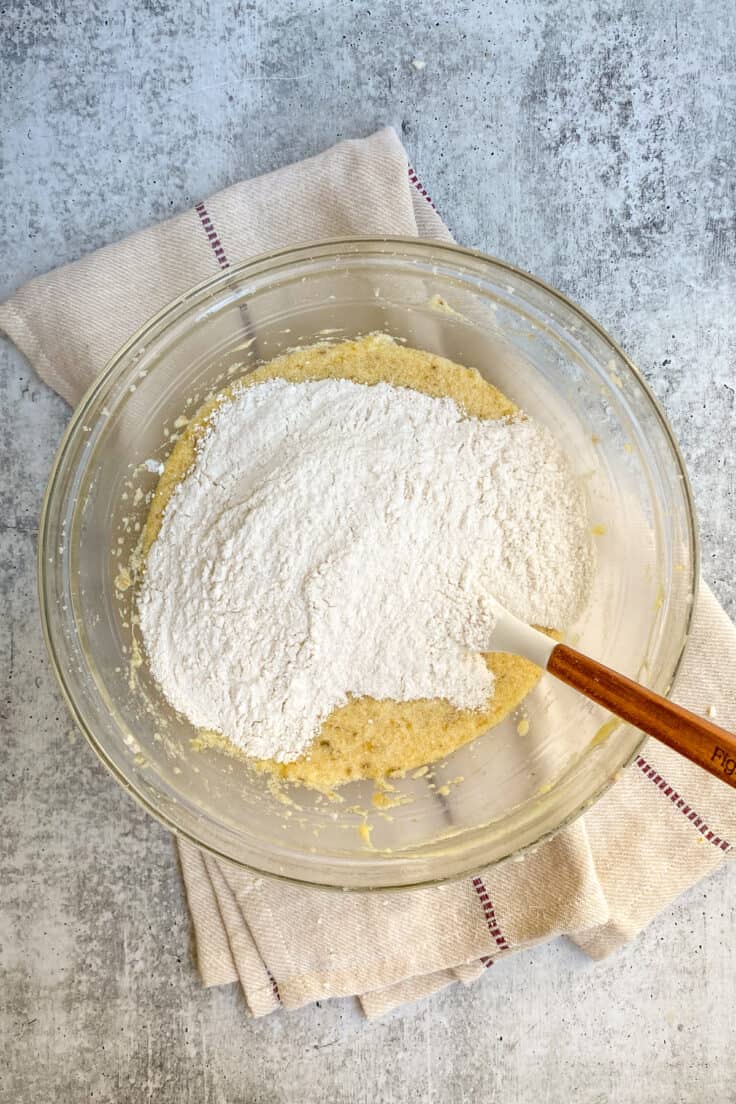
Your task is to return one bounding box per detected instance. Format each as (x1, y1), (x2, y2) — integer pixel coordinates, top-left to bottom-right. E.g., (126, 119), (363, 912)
(267, 969), (281, 1003)
(194, 201), (230, 269)
(407, 165), (437, 210)
(472, 877), (510, 952)
(635, 756), (732, 852)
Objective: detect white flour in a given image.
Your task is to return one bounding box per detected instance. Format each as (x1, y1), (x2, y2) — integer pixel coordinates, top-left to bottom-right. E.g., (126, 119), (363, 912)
(138, 378), (592, 761)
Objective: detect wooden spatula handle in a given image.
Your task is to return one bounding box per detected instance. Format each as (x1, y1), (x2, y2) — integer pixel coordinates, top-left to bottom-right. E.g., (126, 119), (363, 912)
(547, 643), (736, 788)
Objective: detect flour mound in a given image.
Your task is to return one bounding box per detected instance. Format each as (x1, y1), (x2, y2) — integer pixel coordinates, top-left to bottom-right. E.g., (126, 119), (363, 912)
(138, 378), (592, 761)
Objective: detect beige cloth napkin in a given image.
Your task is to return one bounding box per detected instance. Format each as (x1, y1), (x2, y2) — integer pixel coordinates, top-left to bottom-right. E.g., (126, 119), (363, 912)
(3, 128), (735, 1018)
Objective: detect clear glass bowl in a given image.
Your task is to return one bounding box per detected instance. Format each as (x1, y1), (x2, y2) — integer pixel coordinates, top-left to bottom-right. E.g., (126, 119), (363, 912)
(39, 238), (698, 889)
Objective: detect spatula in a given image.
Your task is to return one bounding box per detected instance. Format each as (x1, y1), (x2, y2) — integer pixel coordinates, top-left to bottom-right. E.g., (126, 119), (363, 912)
(485, 597), (736, 789)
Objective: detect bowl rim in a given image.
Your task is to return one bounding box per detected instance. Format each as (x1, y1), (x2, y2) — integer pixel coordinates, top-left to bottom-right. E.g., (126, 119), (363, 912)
(38, 235), (700, 890)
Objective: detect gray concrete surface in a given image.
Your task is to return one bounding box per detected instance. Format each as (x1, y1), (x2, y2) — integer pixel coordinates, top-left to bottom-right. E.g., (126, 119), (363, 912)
(2, 1), (735, 1100)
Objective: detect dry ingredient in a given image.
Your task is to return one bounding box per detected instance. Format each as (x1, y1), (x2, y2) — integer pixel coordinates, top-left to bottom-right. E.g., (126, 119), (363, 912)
(139, 377), (592, 762)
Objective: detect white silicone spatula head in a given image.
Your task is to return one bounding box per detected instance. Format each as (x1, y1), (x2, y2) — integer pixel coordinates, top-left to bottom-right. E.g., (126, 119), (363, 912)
(478, 595), (736, 791)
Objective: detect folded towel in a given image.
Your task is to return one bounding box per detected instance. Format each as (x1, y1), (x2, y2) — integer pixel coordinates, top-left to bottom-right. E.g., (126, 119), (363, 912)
(3, 127), (734, 1018)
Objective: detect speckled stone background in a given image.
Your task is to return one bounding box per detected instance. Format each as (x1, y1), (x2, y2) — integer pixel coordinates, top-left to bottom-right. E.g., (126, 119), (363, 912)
(2, 2), (735, 1101)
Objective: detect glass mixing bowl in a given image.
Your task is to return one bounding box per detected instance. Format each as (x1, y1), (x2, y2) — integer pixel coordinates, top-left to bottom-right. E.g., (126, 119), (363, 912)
(39, 238), (698, 889)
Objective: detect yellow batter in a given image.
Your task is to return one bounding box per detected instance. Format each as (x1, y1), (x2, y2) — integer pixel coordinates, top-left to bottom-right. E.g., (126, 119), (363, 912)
(142, 334), (545, 790)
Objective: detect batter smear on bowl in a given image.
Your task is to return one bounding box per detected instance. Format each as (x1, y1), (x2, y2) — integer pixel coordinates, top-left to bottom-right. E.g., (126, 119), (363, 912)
(138, 334), (592, 789)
